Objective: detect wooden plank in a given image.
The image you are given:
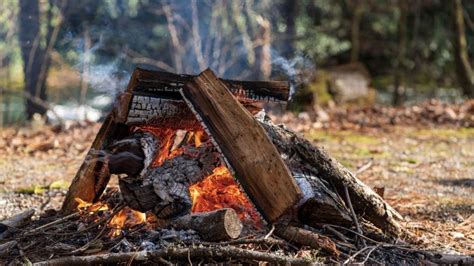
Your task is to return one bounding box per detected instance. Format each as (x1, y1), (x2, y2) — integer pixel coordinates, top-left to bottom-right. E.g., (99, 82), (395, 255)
(61, 113), (116, 213)
(181, 68), (301, 222)
(62, 90), (135, 213)
(131, 67), (289, 102)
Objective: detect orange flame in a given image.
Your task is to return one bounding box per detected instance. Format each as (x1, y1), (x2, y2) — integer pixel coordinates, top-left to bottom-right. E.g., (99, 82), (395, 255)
(189, 166), (262, 228)
(108, 207), (146, 237)
(75, 198), (108, 213)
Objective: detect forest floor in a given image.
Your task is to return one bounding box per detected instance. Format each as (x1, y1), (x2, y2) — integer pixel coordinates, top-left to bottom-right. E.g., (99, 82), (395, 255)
(0, 101), (473, 256)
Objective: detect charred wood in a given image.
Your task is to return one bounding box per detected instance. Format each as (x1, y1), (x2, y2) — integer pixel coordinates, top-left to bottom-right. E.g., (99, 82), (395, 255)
(130, 67), (290, 103)
(119, 142), (222, 219)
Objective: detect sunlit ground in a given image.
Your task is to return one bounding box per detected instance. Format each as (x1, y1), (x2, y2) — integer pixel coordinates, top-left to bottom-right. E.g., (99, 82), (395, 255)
(0, 122), (472, 254)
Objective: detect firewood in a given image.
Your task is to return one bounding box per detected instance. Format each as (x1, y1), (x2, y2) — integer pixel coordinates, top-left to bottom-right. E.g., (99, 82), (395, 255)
(61, 67), (288, 213)
(0, 209), (35, 240)
(33, 245), (311, 266)
(119, 141), (222, 219)
(130, 67), (290, 103)
(295, 176), (353, 227)
(0, 240), (17, 257)
(62, 114), (130, 213)
(182, 68), (302, 222)
(172, 208), (243, 241)
(275, 224), (340, 258)
(259, 118), (403, 236)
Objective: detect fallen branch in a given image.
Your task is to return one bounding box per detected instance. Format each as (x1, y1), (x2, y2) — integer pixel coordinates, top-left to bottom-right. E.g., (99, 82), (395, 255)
(0, 209), (35, 240)
(275, 225), (340, 258)
(0, 240), (17, 257)
(33, 245), (311, 265)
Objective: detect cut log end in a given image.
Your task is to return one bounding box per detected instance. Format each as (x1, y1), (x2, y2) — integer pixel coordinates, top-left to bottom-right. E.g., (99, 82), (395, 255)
(173, 208), (243, 241)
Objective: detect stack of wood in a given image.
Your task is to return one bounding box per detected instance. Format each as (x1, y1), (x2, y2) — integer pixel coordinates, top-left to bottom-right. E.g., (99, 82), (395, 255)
(61, 67), (405, 255)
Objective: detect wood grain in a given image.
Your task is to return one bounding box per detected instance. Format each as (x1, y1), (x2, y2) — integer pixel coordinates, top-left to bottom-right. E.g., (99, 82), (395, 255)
(181, 68), (301, 222)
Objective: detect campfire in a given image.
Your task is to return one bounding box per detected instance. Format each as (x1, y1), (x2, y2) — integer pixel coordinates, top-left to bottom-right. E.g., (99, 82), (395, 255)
(3, 67), (466, 265)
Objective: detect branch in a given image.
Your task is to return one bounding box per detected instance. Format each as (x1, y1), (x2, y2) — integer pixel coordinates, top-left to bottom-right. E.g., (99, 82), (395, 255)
(34, 245), (311, 265)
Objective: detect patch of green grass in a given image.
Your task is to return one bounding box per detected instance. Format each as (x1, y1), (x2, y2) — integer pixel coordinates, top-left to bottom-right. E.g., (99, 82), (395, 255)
(415, 128), (474, 140)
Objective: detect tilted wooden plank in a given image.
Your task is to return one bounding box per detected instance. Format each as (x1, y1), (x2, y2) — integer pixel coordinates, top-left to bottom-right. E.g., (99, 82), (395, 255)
(181, 68), (302, 222)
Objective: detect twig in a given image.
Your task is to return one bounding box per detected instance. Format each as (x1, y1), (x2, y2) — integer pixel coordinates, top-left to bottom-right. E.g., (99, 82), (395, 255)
(33, 245), (312, 265)
(343, 245), (373, 264)
(355, 158), (373, 175)
(361, 244), (381, 264)
(343, 185), (366, 248)
(25, 212), (79, 235)
(264, 224), (275, 239)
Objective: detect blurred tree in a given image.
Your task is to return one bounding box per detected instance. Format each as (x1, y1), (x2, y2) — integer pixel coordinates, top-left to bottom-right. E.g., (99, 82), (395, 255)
(393, 0), (408, 105)
(451, 0), (474, 97)
(18, 0), (65, 119)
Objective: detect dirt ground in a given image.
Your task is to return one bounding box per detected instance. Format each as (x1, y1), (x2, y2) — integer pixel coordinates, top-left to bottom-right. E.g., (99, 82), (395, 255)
(0, 110), (472, 256)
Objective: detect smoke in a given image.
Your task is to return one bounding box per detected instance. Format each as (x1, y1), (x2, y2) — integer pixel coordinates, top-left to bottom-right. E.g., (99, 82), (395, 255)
(271, 51), (315, 100)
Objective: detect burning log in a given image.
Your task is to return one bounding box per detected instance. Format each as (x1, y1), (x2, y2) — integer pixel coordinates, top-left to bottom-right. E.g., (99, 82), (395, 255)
(182, 69), (302, 222)
(119, 140), (222, 219)
(62, 67), (402, 240)
(62, 68), (289, 213)
(172, 208), (243, 241)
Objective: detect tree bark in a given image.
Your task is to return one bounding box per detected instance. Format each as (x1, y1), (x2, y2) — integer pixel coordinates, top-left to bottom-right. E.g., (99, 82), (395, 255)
(259, 118), (403, 237)
(393, 0), (408, 106)
(349, 1), (364, 63)
(452, 0), (474, 97)
(275, 224), (339, 257)
(19, 0), (47, 119)
(173, 208), (243, 241)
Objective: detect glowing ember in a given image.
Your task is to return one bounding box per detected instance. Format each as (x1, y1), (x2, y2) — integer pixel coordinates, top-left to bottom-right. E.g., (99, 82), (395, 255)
(108, 207), (146, 237)
(75, 198), (108, 213)
(189, 166), (262, 228)
(75, 198), (146, 237)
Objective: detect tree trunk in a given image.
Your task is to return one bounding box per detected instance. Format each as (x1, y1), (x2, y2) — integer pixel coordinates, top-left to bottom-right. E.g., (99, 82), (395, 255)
(282, 0), (298, 58)
(452, 0), (474, 98)
(393, 0), (408, 106)
(19, 0), (48, 119)
(350, 1), (363, 63)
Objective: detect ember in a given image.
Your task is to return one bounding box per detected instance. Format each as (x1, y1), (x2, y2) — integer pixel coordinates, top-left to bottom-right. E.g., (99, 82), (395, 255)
(75, 198), (146, 237)
(189, 165), (262, 228)
(108, 207), (146, 237)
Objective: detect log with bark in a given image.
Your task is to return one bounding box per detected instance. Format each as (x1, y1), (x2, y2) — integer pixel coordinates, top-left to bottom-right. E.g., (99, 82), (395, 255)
(172, 208), (243, 241)
(258, 116), (404, 236)
(275, 224), (340, 257)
